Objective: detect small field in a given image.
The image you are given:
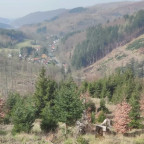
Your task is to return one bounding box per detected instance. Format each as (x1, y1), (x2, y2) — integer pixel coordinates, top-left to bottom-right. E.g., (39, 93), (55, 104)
(15, 40), (41, 49)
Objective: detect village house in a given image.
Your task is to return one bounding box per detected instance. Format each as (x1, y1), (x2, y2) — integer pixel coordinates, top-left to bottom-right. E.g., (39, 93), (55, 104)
(41, 54), (48, 59)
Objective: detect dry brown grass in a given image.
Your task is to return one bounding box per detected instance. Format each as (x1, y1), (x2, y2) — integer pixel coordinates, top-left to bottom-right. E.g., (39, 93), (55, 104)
(0, 121), (52, 144)
(81, 133), (144, 144)
(1, 121), (144, 144)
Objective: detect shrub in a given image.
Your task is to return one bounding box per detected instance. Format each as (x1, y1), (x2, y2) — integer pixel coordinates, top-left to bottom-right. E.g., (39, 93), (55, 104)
(97, 111), (106, 123)
(86, 101), (96, 112)
(113, 101), (131, 134)
(40, 104), (58, 132)
(80, 81), (89, 93)
(3, 114), (10, 124)
(77, 136), (89, 144)
(97, 99), (109, 113)
(64, 139), (73, 144)
(4, 93), (21, 123)
(126, 38), (144, 50)
(6, 92), (21, 111)
(91, 112), (96, 124)
(0, 130), (7, 135)
(12, 98), (36, 134)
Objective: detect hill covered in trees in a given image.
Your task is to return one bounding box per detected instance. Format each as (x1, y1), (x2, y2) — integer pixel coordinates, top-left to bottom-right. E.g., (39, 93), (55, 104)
(20, 1), (144, 35)
(12, 9), (67, 27)
(0, 23), (12, 29)
(0, 28), (26, 48)
(72, 10), (144, 69)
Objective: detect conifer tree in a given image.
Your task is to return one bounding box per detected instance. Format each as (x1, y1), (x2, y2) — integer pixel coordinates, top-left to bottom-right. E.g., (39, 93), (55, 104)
(34, 67), (58, 117)
(34, 67), (48, 116)
(55, 79), (83, 126)
(12, 97), (36, 134)
(46, 79), (57, 107)
(41, 104), (58, 132)
(129, 92), (142, 128)
(98, 99), (109, 113)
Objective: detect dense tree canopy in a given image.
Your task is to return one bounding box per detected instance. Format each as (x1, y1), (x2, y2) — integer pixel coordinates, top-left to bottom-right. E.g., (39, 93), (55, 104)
(81, 69), (142, 104)
(72, 10), (144, 69)
(0, 28), (26, 48)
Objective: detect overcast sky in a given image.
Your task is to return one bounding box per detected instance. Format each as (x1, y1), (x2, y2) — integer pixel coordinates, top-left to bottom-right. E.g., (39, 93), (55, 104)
(0, 0), (140, 18)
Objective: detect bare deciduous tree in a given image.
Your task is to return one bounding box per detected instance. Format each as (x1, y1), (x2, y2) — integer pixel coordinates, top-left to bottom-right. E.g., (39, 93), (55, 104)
(113, 100), (131, 134)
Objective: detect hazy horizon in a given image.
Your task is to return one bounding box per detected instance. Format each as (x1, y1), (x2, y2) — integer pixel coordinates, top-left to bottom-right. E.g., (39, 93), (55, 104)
(0, 0), (141, 19)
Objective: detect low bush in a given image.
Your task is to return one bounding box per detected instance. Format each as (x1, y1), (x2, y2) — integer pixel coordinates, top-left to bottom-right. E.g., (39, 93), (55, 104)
(12, 98), (36, 134)
(4, 92), (21, 123)
(40, 104), (58, 132)
(86, 101), (96, 112)
(97, 111), (106, 123)
(77, 136), (89, 144)
(97, 99), (109, 113)
(91, 112), (96, 124)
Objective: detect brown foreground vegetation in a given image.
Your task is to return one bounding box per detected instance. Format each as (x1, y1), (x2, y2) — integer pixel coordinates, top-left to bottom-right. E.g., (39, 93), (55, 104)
(1, 122), (144, 144)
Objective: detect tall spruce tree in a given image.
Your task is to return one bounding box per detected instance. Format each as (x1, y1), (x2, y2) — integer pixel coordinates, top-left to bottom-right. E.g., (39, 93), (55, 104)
(34, 67), (58, 117)
(129, 91), (142, 128)
(34, 67), (48, 116)
(55, 79), (83, 126)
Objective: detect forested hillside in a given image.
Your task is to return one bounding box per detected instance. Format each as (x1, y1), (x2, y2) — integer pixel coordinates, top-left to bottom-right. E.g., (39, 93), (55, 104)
(12, 9), (67, 27)
(0, 23), (12, 29)
(0, 29), (26, 48)
(20, 1), (144, 35)
(72, 10), (144, 69)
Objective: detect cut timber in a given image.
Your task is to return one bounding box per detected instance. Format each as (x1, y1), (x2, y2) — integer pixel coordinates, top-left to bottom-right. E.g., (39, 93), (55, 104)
(95, 119), (112, 137)
(95, 125), (111, 137)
